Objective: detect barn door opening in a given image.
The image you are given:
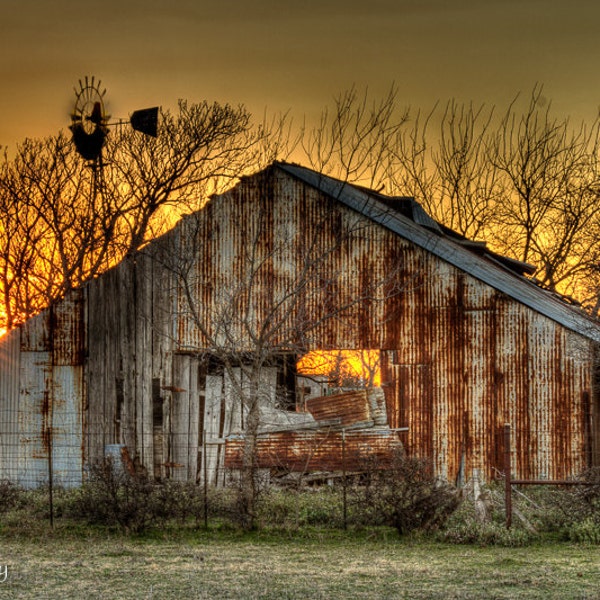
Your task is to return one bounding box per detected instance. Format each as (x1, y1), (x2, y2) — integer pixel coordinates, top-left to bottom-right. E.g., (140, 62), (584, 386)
(195, 353), (299, 486)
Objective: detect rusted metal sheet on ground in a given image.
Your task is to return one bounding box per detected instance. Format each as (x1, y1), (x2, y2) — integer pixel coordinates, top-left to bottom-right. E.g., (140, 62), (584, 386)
(225, 429), (403, 473)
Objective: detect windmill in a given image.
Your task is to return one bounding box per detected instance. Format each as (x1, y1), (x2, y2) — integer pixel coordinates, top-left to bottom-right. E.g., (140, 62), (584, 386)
(69, 76), (159, 166)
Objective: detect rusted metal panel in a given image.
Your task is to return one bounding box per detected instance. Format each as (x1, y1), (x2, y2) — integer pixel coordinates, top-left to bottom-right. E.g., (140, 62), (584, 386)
(0, 329), (21, 482)
(19, 311), (50, 352)
(51, 289), (84, 366)
(172, 170), (394, 352)
(305, 390), (372, 427)
(17, 350), (51, 487)
(380, 256), (595, 483)
(0, 296), (85, 487)
(280, 163), (600, 344)
(225, 429), (403, 473)
(49, 365), (84, 486)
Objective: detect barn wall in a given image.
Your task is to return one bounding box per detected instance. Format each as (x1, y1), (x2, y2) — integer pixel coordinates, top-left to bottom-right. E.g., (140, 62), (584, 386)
(165, 167), (595, 482)
(86, 252), (178, 478)
(380, 265), (594, 482)
(0, 291), (85, 487)
(0, 165), (597, 486)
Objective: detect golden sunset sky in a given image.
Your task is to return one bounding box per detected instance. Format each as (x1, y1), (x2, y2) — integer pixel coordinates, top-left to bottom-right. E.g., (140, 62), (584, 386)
(1, 0), (599, 149)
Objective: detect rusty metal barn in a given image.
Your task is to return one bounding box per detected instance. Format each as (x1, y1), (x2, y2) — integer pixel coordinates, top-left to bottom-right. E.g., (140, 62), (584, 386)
(1, 162), (599, 487)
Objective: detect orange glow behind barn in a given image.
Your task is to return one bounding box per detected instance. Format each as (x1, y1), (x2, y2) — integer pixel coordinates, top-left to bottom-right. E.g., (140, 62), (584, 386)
(297, 349), (381, 387)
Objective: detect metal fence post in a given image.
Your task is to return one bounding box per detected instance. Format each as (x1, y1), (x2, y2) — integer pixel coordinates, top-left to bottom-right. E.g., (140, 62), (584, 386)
(504, 423), (512, 529)
(342, 429), (347, 530)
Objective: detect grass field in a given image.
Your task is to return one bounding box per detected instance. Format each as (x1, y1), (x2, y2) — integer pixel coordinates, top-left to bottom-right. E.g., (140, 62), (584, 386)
(1, 529), (599, 599)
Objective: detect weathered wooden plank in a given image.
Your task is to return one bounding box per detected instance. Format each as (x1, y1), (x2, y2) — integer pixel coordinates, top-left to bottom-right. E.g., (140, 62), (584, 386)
(223, 368), (243, 436)
(86, 272), (110, 468)
(134, 254), (155, 475)
(170, 354), (190, 481)
(202, 374), (223, 485)
(187, 356), (200, 481)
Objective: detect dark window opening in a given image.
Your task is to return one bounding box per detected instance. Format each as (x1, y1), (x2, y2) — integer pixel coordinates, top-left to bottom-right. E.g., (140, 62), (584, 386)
(152, 378), (163, 427)
(115, 377), (124, 442)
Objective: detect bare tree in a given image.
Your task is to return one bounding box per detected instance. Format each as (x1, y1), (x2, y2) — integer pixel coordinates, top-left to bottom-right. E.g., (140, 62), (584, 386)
(390, 99), (500, 240)
(489, 87), (600, 297)
(387, 86), (600, 313)
(156, 166), (412, 529)
(0, 100), (270, 330)
(300, 85), (408, 192)
(0, 152), (48, 329)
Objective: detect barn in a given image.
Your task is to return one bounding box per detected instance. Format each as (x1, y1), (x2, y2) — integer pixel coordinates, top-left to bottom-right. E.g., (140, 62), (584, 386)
(0, 161), (599, 488)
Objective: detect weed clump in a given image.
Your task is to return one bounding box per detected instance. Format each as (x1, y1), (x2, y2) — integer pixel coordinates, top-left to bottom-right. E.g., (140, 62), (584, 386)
(357, 450), (460, 535)
(0, 479), (20, 517)
(437, 467), (600, 546)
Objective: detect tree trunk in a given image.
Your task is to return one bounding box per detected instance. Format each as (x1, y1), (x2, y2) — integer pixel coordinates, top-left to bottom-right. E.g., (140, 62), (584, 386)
(239, 384), (261, 530)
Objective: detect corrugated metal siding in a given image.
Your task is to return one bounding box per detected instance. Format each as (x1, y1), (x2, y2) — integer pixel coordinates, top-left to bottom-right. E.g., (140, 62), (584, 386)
(157, 167), (598, 482)
(173, 172), (391, 352)
(0, 290), (85, 487)
(381, 271), (593, 482)
(0, 329), (21, 482)
(17, 349), (51, 487)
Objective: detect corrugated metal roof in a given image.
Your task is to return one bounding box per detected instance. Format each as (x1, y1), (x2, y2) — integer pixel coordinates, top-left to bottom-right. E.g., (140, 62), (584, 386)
(277, 162), (600, 343)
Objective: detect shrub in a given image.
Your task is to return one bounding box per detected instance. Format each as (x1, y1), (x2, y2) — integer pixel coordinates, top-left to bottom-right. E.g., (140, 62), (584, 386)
(438, 500), (535, 547)
(153, 480), (204, 525)
(437, 467), (600, 546)
(358, 450), (460, 535)
(72, 458), (159, 534)
(441, 519), (534, 547)
(570, 467), (600, 522)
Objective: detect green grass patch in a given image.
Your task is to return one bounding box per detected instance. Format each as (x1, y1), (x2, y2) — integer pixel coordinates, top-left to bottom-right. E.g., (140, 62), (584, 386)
(0, 530), (598, 599)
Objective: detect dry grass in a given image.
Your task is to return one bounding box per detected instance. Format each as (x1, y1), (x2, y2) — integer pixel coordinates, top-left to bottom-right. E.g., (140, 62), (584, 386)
(0, 530), (599, 599)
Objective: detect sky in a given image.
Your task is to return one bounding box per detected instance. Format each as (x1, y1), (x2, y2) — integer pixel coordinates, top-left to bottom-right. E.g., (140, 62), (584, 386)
(1, 0), (600, 150)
